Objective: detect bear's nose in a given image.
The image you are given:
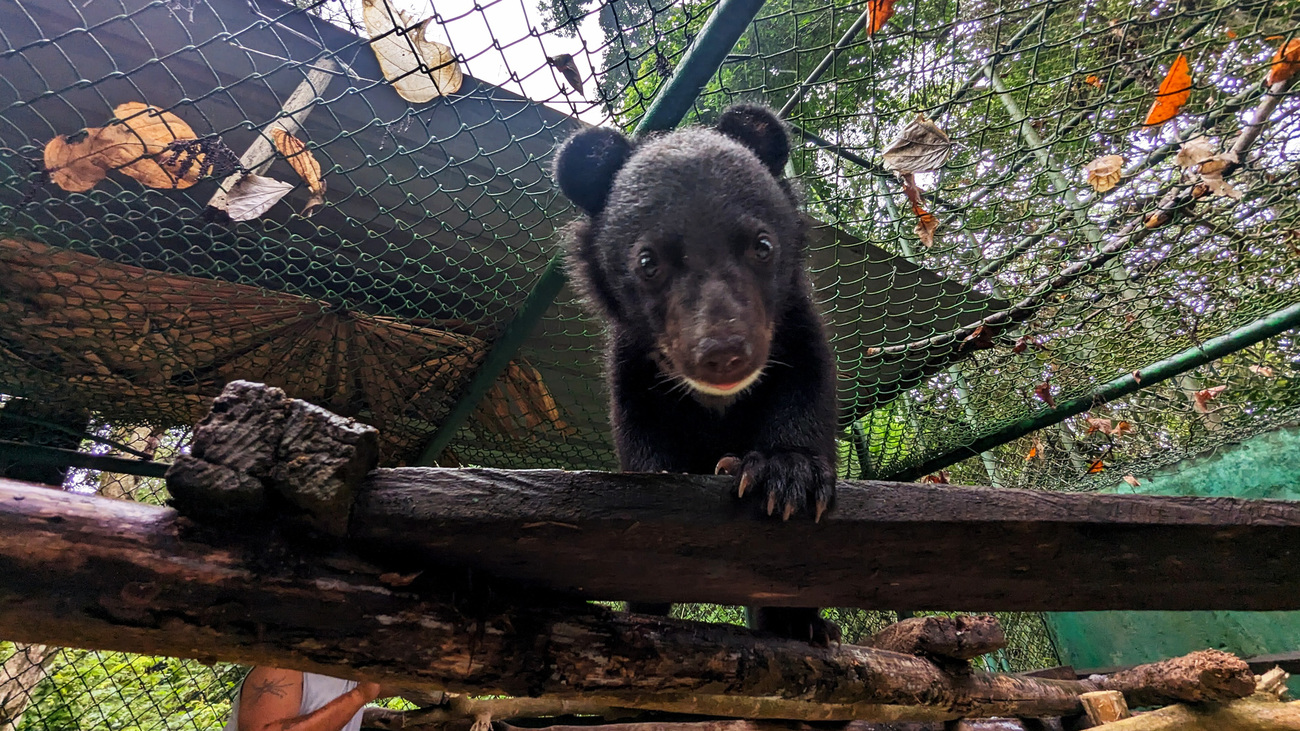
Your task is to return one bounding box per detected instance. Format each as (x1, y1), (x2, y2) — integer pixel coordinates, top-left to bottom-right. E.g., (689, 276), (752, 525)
(695, 335), (753, 384)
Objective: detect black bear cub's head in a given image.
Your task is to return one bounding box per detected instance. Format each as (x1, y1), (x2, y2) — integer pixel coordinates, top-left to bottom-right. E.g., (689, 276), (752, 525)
(554, 105), (806, 401)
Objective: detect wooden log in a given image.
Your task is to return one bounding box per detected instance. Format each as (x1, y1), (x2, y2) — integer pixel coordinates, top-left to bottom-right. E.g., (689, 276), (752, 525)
(348, 468), (1300, 611)
(0, 478), (1252, 722)
(359, 713), (1019, 731)
(1080, 699), (1300, 731)
(866, 617), (1006, 661)
(168, 380), (378, 535)
(1078, 691), (1129, 725)
(1090, 650), (1254, 706)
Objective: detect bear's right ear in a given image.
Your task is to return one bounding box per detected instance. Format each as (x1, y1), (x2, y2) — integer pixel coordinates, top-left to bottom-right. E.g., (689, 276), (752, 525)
(554, 126), (634, 217)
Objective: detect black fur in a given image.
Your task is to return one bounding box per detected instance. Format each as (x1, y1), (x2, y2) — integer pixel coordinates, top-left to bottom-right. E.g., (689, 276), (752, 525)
(554, 105), (839, 646)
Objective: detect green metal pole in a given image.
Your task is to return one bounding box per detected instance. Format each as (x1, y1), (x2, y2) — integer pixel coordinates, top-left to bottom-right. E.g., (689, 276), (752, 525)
(416, 0), (771, 466)
(889, 301), (1300, 482)
(0, 440), (170, 479)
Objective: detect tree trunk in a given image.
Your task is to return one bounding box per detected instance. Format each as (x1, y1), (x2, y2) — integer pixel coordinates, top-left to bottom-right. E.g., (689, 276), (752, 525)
(0, 643), (54, 731)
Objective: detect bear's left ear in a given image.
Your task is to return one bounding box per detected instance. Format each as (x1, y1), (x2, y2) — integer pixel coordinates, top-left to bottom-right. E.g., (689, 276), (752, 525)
(716, 104), (790, 178)
(554, 126), (634, 217)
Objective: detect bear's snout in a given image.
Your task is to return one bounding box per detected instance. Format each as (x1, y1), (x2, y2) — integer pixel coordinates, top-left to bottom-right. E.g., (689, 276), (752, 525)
(694, 334), (754, 386)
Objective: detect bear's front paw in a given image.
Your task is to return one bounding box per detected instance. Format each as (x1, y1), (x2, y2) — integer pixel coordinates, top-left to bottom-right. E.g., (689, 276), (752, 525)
(715, 451), (835, 521)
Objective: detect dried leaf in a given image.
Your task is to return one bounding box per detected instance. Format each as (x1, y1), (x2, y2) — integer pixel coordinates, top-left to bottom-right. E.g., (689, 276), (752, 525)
(1084, 75), (1103, 88)
(217, 174), (295, 221)
(1033, 381), (1056, 408)
(379, 571), (423, 586)
(1083, 417), (1112, 436)
(882, 115), (953, 174)
(1132, 370), (1142, 383)
(1087, 460), (1106, 474)
(865, 0), (896, 35)
(1193, 384), (1227, 413)
(1143, 54), (1193, 127)
(1198, 151), (1242, 200)
(1112, 421), (1134, 438)
(1248, 365), (1275, 377)
(1082, 154), (1124, 193)
(961, 325), (996, 351)
(1267, 39), (1300, 87)
(363, 0), (463, 103)
(272, 128), (327, 217)
(44, 102), (201, 192)
(1225, 29), (1237, 40)
(1026, 435), (1045, 462)
(547, 53), (583, 95)
(1122, 474), (1141, 488)
(899, 173), (938, 247)
(920, 470), (950, 484)
(1176, 137), (1217, 170)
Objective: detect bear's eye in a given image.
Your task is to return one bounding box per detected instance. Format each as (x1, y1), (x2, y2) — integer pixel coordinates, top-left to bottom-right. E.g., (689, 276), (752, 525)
(751, 235), (774, 262)
(637, 249), (660, 279)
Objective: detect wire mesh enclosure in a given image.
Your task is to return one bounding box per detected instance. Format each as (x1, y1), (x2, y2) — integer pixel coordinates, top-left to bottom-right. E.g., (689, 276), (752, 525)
(0, 0), (1297, 723)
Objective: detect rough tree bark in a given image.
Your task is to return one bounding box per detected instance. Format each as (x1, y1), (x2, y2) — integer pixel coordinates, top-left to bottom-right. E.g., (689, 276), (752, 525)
(0, 477), (1260, 724)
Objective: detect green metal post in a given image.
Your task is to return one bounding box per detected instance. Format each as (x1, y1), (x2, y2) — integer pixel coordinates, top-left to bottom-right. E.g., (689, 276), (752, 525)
(416, 0), (772, 465)
(889, 301), (1300, 482)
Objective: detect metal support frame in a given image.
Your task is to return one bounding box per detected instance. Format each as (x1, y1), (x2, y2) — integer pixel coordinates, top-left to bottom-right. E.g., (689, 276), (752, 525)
(0, 440), (170, 479)
(416, 0), (772, 465)
(889, 301), (1300, 482)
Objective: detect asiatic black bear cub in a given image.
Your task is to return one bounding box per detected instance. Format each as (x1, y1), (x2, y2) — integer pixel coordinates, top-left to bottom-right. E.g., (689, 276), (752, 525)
(553, 105), (840, 645)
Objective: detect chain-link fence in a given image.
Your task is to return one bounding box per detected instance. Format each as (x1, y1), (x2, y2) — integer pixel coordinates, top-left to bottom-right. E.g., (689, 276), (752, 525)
(2, 0), (1298, 724)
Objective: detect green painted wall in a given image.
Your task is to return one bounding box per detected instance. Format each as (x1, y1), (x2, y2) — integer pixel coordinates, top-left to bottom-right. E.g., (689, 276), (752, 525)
(1044, 426), (1300, 694)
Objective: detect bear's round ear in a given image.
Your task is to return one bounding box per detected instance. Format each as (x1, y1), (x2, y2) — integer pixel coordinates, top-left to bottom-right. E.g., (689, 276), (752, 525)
(716, 104), (790, 178)
(554, 126), (634, 217)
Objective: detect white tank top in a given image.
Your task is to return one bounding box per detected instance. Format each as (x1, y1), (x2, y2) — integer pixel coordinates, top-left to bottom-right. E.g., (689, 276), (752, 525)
(224, 672), (362, 731)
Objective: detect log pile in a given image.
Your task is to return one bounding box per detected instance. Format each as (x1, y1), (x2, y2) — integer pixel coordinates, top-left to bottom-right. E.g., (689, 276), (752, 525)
(2, 381), (1296, 731)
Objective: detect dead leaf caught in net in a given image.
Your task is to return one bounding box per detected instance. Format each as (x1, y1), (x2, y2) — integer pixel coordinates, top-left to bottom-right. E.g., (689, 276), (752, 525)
(1087, 460), (1105, 474)
(547, 53), (583, 95)
(45, 102), (203, 192)
(920, 470), (950, 484)
(1082, 154), (1124, 192)
(363, 0), (463, 103)
(272, 128), (327, 217)
(1122, 474), (1141, 488)
(899, 172), (938, 247)
(1175, 137), (1216, 170)
(1267, 39), (1300, 87)
(1193, 385), (1227, 413)
(1248, 365), (1275, 377)
(882, 115), (952, 174)
(1143, 54), (1192, 127)
(865, 0), (896, 35)
(1033, 381), (1056, 408)
(216, 174), (295, 221)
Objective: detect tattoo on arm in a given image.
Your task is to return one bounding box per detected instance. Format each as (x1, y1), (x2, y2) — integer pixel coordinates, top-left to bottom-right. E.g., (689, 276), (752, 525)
(248, 677), (293, 705)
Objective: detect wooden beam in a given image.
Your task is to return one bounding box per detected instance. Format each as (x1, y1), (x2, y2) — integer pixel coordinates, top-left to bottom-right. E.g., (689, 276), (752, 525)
(346, 467), (1300, 611)
(0, 478), (1256, 723)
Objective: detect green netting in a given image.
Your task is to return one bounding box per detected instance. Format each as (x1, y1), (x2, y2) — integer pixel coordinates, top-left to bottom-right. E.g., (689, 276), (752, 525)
(1, 0), (1299, 724)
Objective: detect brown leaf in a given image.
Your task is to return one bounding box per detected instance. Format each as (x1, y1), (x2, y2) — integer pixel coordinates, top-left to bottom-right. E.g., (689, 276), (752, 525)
(547, 53), (584, 95)
(1087, 460), (1106, 474)
(1122, 474), (1141, 488)
(1083, 155), (1124, 192)
(961, 325), (996, 351)
(1225, 29), (1237, 40)
(1025, 435), (1045, 462)
(1083, 417), (1112, 436)
(379, 571), (423, 586)
(1248, 365), (1275, 377)
(272, 128), (327, 217)
(1144, 54), (1193, 127)
(1175, 137), (1216, 170)
(900, 173), (938, 247)
(865, 0), (896, 35)
(1267, 39), (1300, 87)
(363, 0), (463, 103)
(1193, 385), (1227, 413)
(1084, 75), (1103, 88)
(1112, 421), (1134, 438)
(1033, 381), (1056, 408)
(882, 115), (953, 174)
(44, 103), (201, 192)
(920, 470), (950, 484)
(1132, 370), (1142, 383)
